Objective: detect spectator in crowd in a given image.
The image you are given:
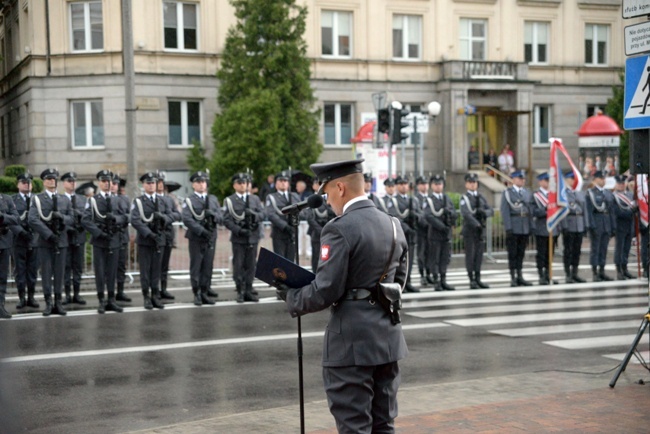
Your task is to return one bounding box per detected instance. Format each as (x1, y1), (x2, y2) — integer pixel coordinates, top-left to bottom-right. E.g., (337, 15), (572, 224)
(498, 145), (515, 174)
(259, 174), (276, 203)
(467, 146), (480, 168)
(484, 148), (498, 174)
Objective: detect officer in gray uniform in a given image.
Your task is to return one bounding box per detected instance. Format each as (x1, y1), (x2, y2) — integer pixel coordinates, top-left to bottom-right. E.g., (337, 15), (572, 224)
(613, 175), (636, 279)
(364, 172), (382, 209)
(414, 176), (432, 285)
(530, 172), (558, 285)
(131, 172), (172, 310)
(376, 178), (395, 214)
(500, 171), (533, 287)
(277, 159), (409, 433)
(265, 170), (301, 261)
(182, 171), (223, 306)
(223, 172), (264, 303)
(560, 171), (589, 283)
(61, 171), (87, 305)
(424, 174), (457, 291)
(389, 176), (419, 292)
(11, 173), (39, 311)
(586, 170), (615, 281)
(307, 180), (336, 272)
(82, 170), (128, 314)
(29, 168), (74, 316)
(156, 172), (181, 300)
(460, 173), (493, 289)
(112, 174), (132, 302)
(0, 186), (20, 318)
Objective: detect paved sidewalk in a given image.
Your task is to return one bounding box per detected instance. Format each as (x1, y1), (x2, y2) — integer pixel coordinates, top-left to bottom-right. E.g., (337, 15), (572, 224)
(125, 363), (650, 433)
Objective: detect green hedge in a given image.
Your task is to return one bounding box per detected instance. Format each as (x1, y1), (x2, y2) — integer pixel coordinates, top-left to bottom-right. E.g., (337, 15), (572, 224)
(0, 165), (44, 194)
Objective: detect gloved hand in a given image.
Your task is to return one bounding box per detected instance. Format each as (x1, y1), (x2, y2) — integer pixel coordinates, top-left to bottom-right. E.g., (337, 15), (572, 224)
(244, 208), (254, 217)
(105, 212), (116, 224)
(283, 225), (293, 234)
(98, 231), (111, 240)
(49, 234), (59, 245)
(274, 281), (291, 301)
(154, 212), (164, 221)
(51, 211), (63, 220)
(21, 231), (33, 241)
(239, 228), (251, 237)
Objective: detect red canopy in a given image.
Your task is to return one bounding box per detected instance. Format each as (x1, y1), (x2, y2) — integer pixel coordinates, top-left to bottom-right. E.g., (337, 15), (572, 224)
(351, 121), (376, 143)
(576, 113), (623, 136)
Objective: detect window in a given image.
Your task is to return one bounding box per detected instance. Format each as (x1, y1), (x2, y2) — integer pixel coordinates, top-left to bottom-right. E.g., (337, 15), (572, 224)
(585, 24), (609, 66)
(524, 21), (548, 64)
(587, 104), (605, 118)
(70, 1), (103, 52)
(324, 103), (353, 146)
(71, 100), (104, 149)
(321, 10), (351, 57)
(459, 18), (487, 60)
(393, 15), (422, 60)
(533, 105), (551, 146)
(164, 1), (198, 50)
(168, 100), (201, 147)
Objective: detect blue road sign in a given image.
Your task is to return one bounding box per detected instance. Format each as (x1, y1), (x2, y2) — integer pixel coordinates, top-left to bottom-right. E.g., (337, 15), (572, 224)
(625, 54), (650, 130)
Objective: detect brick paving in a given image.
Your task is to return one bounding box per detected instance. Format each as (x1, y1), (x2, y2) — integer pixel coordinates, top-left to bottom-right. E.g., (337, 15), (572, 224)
(126, 363), (650, 433)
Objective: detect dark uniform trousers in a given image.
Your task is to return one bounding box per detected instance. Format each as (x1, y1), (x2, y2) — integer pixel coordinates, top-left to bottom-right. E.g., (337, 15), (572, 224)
(285, 200), (409, 433)
(500, 187), (532, 273)
(613, 191), (635, 267)
(424, 195), (455, 275)
(64, 193), (87, 297)
(182, 193), (222, 294)
(159, 194), (180, 290)
(415, 193), (430, 276)
(12, 194), (37, 299)
(460, 192), (493, 275)
(0, 193), (19, 302)
(82, 193), (128, 299)
(266, 191), (301, 261)
(535, 235), (558, 271)
(641, 224), (649, 275)
(563, 232), (583, 269)
(390, 195), (418, 282)
(115, 194), (131, 291)
(223, 193), (265, 292)
(586, 188), (615, 268)
(29, 192), (74, 299)
(131, 195), (172, 295)
(560, 189), (589, 275)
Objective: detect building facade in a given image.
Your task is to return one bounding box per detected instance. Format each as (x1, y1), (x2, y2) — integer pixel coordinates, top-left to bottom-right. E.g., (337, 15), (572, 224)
(0, 0), (640, 188)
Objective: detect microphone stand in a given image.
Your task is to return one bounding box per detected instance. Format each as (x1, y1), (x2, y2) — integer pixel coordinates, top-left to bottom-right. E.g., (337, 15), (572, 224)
(287, 208), (305, 434)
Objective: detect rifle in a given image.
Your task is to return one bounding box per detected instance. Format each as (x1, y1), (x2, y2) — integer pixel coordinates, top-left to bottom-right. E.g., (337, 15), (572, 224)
(202, 196), (218, 249)
(20, 195), (33, 245)
(240, 194), (259, 232)
(71, 195), (84, 233)
(149, 196), (166, 254)
(48, 194), (65, 255)
(442, 194), (452, 228)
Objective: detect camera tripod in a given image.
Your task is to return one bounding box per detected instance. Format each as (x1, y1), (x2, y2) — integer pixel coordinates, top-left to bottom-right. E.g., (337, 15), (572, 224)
(609, 310), (650, 388)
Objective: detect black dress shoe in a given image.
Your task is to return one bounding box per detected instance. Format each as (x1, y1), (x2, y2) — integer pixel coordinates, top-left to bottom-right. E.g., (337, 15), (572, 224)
(97, 300), (106, 314)
(62, 295), (72, 306)
(105, 298), (124, 313)
(43, 301), (53, 317)
(200, 293), (216, 305)
(16, 298), (26, 309)
(151, 296), (165, 309)
(404, 283), (420, 293)
(0, 304), (11, 319)
(470, 281), (480, 289)
(250, 288), (259, 296)
(572, 274), (586, 283)
(193, 293), (202, 306)
(143, 297), (154, 310)
(159, 290), (175, 300)
(116, 292), (132, 303)
(26, 297), (40, 308)
(72, 295), (87, 305)
(236, 292), (245, 303)
(426, 274), (436, 285)
(205, 288), (218, 297)
(53, 299), (67, 316)
(244, 293), (259, 302)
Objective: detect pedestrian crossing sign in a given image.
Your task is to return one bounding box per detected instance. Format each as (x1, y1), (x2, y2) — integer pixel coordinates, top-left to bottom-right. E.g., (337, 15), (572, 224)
(624, 54), (650, 130)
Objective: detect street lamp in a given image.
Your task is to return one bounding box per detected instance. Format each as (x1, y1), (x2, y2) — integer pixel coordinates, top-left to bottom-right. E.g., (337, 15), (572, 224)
(413, 101), (441, 177)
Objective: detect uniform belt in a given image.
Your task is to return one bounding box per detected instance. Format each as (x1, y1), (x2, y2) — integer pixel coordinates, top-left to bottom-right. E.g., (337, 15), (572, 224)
(345, 288), (375, 300)
(511, 212), (528, 217)
(595, 210), (609, 214)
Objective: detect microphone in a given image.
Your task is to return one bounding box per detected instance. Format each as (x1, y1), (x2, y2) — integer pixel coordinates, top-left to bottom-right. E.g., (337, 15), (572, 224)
(281, 194), (323, 215)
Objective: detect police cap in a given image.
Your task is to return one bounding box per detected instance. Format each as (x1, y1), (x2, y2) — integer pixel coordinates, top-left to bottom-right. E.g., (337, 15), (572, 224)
(156, 171), (166, 181)
(416, 176), (428, 185)
(464, 173), (479, 182)
(593, 170), (605, 179)
(16, 173), (33, 183)
(112, 173), (121, 184)
(139, 172), (158, 183)
(383, 178), (395, 187)
(511, 170), (525, 179)
(275, 170), (290, 182)
(41, 168), (59, 180)
(536, 172), (549, 181)
(96, 170), (113, 181)
(60, 171), (77, 182)
(614, 175), (627, 183)
(396, 176), (409, 184)
(564, 171), (575, 179)
(363, 172), (373, 183)
(190, 171), (209, 183)
(430, 174), (445, 184)
(310, 159), (364, 185)
(231, 172), (248, 184)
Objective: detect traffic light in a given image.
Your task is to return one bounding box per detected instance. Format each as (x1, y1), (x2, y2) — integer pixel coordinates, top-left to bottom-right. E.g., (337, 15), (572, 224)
(377, 108), (390, 133)
(390, 103), (410, 145)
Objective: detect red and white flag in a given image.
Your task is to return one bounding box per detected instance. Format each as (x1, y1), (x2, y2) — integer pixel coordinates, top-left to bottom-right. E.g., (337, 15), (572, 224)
(637, 174), (649, 228)
(547, 138), (583, 232)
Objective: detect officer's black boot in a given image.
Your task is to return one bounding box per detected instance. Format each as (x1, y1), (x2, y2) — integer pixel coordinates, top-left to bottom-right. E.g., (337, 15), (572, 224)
(16, 287), (26, 309)
(97, 294), (106, 314)
(616, 265), (625, 280)
(42, 296), (53, 317)
(592, 266), (602, 282)
(539, 269), (549, 285)
(599, 266), (613, 281)
(426, 272), (435, 285)
(27, 288), (40, 308)
(192, 288), (202, 306)
(53, 294), (67, 316)
(0, 298), (11, 319)
(440, 274), (455, 291)
(419, 269), (427, 286)
(468, 272), (478, 289)
(432, 274), (443, 291)
(142, 290), (153, 310)
(62, 286), (72, 305)
(510, 269), (518, 287)
(565, 266), (574, 284)
(644, 267), (649, 279)
(517, 269), (533, 286)
(116, 282), (132, 303)
(622, 265), (634, 279)
(105, 293), (124, 313)
(546, 270), (558, 285)
(159, 280), (175, 300)
(72, 284), (87, 305)
(476, 272), (490, 289)
(200, 288), (216, 305)
(572, 266), (586, 283)
(150, 289), (165, 309)
(244, 284), (259, 302)
(236, 284), (245, 303)
(205, 286), (218, 297)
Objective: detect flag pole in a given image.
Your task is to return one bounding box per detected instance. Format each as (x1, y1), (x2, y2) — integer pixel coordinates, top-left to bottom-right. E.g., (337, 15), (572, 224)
(548, 229), (554, 283)
(634, 177), (642, 277)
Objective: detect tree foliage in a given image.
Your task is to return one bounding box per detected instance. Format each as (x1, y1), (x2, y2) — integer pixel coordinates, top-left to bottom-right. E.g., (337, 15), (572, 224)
(186, 141), (209, 174)
(606, 72), (629, 173)
(209, 0), (321, 197)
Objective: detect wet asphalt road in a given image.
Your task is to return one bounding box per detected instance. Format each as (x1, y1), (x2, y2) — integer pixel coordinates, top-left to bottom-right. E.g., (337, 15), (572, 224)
(0, 277), (647, 433)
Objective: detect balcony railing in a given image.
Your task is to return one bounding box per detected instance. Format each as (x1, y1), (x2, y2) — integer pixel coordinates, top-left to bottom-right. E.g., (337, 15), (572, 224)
(443, 60), (527, 81)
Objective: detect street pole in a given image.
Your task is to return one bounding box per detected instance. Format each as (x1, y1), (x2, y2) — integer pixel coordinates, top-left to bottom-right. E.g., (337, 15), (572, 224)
(122, 0), (138, 199)
(413, 119), (418, 176)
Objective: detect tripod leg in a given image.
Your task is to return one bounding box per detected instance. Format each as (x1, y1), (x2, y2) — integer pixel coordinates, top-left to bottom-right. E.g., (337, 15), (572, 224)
(609, 314), (650, 388)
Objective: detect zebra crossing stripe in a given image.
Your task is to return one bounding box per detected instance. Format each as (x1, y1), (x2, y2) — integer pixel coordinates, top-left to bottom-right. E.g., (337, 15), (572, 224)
(544, 335), (639, 350)
(602, 350), (650, 363)
(445, 307), (644, 327)
(407, 297), (646, 319)
(489, 320), (641, 337)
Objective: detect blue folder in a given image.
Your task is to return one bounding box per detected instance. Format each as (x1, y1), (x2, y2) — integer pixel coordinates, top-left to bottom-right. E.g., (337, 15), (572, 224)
(255, 248), (315, 288)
